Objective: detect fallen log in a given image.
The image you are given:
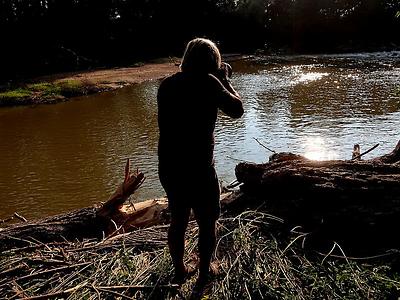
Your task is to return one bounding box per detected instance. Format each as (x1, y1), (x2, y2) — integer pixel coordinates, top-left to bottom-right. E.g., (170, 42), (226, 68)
(0, 160), (169, 251)
(234, 140), (400, 252)
(2, 140), (400, 253)
(235, 140), (400, 205)
(0, 159), (234, 251)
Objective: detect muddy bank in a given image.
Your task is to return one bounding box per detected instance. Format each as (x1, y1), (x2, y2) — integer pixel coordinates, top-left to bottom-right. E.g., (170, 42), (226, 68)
(0, 60), (180, 107)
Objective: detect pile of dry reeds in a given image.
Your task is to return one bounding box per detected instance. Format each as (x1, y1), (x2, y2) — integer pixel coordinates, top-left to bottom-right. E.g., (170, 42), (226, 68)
(0, 225), (173, 299)
(1, 210), (400, 299)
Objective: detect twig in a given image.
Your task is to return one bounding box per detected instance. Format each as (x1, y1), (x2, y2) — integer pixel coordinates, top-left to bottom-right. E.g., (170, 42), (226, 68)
(91, 283), (101, 299)
(333, 241), (364, 291)
(49, 266), (92, 294)
(0, 216), (14, 224)
(96, 288), (133, 300)
(0, 264), (28, 277)
(3, 241), (69, 254)
(0, 235), (39, 247)
(226, 179), (241, 189)
(27, 258), (69, 266)
(244, 282), (252, 300)
(317, 249), (398, 261)
(322, 242), (337, 265)
(351, 143), (379, 160)
(0, 212), (28, 224)
(223, 251), (243, 281)
(96, 284), (179, 290)
(11, 280), (27, 298)
(253, 138), (276, 153)
(20, 283), (85, 300)
(15, 262), (91, 282)
(14, 212), (28, 223)
(226, 156), (252, 163)
(28, 237), (52, 251)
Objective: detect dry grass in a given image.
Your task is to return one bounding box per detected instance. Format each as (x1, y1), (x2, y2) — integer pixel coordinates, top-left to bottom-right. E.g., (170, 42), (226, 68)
(1, 211), (400, 299)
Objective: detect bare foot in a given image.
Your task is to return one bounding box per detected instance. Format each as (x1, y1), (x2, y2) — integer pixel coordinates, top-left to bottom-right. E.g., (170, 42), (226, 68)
(190, 275), (214, 299)
(190, 262), (220, 298)
(171, 264), (197, 285)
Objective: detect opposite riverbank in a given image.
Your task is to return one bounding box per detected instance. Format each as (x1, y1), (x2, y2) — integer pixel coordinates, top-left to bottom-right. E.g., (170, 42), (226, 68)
(0, 58), (180, 107)
(0, 55), (249, 107)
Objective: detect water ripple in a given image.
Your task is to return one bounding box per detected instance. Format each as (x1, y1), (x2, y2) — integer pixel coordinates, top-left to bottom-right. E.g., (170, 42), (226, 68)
(0, 53), (399, 219)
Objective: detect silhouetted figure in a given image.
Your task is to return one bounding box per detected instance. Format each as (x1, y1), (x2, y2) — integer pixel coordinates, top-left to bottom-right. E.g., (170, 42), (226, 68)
(157, 38), (243, 287)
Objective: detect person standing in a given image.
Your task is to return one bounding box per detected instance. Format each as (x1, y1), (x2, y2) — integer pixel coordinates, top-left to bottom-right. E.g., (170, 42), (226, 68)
(157, 38), (243, 286)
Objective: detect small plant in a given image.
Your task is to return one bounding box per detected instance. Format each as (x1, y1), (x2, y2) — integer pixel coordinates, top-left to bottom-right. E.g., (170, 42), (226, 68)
(0, 88), (32, 105)
(0, 88), (31, 99)
(27, 82), (52, 92)
(57, 80), (84, 96)
(0, 80), (88, 106)
(28, 82), (62, 96)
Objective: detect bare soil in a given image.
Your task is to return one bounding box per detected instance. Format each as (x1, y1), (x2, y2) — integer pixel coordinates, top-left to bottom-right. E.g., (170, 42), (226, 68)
(48, 61), (180, 90)
(0, 60), (180, 106)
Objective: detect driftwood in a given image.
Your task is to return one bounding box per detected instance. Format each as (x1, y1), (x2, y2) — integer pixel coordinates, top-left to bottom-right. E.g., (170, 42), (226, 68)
(0, 159), (234, 251)
(0, 160), (169, 251)
(235, 139), (400, 206)
(2, 141), (400, 253)
(234, 140), (400, 252)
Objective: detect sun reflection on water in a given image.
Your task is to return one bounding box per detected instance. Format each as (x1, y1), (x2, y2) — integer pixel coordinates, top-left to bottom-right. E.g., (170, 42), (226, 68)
(299, 72), (329, 83)
(288, 65), (330, 85)
(303, 136), (339, 161)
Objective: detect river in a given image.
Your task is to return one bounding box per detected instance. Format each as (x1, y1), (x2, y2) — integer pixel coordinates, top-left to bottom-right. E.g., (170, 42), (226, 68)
(0, 52), (399, 220)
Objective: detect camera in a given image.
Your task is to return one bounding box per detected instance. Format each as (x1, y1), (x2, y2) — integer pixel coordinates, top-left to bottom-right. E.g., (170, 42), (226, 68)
(214, 62), (233, 81)
(221, 62), (233, 78)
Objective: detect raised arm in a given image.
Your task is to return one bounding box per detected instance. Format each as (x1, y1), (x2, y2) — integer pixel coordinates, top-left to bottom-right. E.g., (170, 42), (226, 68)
(208, 73), (244, 119)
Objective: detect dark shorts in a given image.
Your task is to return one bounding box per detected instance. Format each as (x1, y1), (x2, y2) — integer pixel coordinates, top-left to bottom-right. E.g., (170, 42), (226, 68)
(159, 165), (221, 221)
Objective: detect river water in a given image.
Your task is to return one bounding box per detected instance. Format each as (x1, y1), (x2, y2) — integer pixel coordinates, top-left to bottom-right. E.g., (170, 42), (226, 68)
(0, 52), (399, 220)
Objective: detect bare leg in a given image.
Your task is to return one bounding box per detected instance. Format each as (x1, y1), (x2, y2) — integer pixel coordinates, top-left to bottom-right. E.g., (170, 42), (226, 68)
(196, 217), (217, 280)
(168, 208), (191, 281)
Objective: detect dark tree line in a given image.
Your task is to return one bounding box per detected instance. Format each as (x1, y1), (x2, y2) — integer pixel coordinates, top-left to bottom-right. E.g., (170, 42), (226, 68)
(1, 0), (399, 83)
(264, 0), (400, 52)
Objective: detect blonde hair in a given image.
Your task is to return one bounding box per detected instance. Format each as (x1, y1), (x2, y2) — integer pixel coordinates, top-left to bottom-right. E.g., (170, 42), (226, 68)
(180, 38), (222, 74)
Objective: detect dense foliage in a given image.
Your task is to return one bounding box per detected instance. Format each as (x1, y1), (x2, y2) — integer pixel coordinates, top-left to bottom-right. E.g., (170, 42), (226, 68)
(1, 0), (399, 82)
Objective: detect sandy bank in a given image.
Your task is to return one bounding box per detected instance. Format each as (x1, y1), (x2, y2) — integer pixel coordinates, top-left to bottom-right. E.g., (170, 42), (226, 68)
(0, 60), (180, 106)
